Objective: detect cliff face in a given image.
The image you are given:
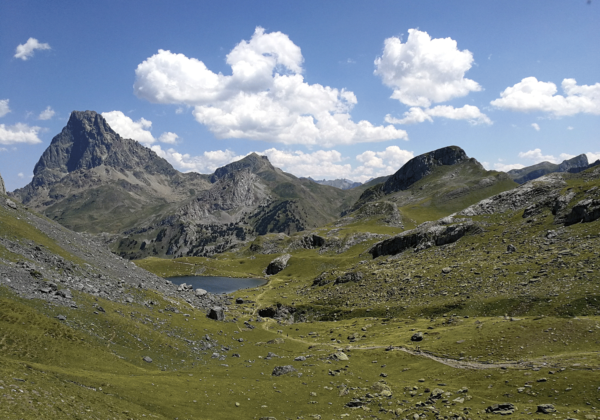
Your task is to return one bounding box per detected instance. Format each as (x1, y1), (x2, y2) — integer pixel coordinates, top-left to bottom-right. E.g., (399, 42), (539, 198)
(507, 154), (590, 184)
(382, 146), (470, 194)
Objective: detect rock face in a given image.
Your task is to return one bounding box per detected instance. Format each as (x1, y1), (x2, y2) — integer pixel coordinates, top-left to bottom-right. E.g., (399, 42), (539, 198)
(382, 146), (469, 194)
(0, 171), (5, 195)
(207, 306), (225, 321)
(312, 178), (362, 190)
(266, 254), (291, 275)
(369, 218), (479, 258)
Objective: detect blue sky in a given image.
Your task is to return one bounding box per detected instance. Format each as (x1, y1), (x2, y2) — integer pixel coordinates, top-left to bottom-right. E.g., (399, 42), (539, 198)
(1, 0), (599, 191)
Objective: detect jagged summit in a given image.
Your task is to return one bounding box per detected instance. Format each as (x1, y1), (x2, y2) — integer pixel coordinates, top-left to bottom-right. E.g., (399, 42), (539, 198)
(382, 145), (470, 194)
(211, 153), (274, 182)
(32, 110), (176, 181)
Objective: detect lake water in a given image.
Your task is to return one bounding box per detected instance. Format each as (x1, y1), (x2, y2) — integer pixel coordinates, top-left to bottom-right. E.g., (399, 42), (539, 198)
(167, 276), (267, 294)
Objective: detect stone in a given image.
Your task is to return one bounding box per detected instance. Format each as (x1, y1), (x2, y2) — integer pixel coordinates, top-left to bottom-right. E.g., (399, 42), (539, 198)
(272, 365), (296, 376)
(142, 356), (153, 363)
(442, 267), (452, 274)
(411, 332), (424, 342)
(486, 403), (517, 415)
(207, 306), (225, 321)
(537, 404), (556, 414)
(331, 352), (349, 361)
(236, 297), (244, 304)
(56, 315), (67, 321)
(507, 244), (517, 253)
(5, 199), (17, 210)
(429, 388), (444, 400)
(265, 254), (291, 275)
(294, 356), (307, 361)
(0, 171), (5, 195)
(195, 288), (207, 297)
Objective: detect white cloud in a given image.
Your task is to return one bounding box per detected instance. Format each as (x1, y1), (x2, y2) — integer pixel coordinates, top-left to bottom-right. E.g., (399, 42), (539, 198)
(386, 104), (491, 125)
(151, 144), (413, 182)
(518, 148), (557, 164)
(159, 132), (179, 144)
(151, 145), (243, 173)
(14, 38), (51, 60)
(586, 152), (600, 163)
(493, 162), (525, 172)
(17, 172), (32, 179)
(0, 99), (10, 118)
(0, 123), (42, 144)
(567, 126), (574, 130)
(559, 153), (575, 161)
(374, 29), (481, 107)
(101, 111), (156, 145)
(491, 77), (600, 116)
(134, 27), (407, 147)
(531, 123), (540, 131)
(175, 107), (184, 114)
(38, 106), (55, 120)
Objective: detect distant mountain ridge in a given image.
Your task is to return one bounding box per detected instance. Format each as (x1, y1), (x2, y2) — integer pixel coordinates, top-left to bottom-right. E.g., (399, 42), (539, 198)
(311, 178), (362, 190)
(507, 154), (592, 184)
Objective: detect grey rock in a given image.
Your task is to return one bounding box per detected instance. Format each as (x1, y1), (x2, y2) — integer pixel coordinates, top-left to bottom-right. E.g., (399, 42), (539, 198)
(56, 315), (67, 321)
(236, 297), (244, 304)
(370, 219), (479, 258)
(0, 171), (5, 195)
(486, 403), (517, 415)
(265, 254), (291, 275)
(208, 306), (225, 321)
(564, 199), (600, 225)
(507, 244), (517, 253)
(195, 288), (208, 297)
(142, 356), (153, 363)
(294, 356), (307, 361)
(411, 332), (424, 342)
(5, 199), (17, 210)
(537, 404), (556, 414)
(272, 365), (297, 376)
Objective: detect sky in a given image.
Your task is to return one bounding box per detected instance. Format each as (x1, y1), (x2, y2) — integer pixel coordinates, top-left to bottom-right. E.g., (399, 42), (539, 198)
(1, 0), (599, 191)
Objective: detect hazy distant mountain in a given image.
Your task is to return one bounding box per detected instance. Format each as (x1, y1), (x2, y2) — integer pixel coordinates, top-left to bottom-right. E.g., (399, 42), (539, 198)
(311, 178), (362, 190)
(507, 154), (590, 184)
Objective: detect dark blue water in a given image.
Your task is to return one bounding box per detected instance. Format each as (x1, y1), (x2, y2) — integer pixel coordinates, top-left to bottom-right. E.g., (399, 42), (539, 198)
(167, 276), (267, 294)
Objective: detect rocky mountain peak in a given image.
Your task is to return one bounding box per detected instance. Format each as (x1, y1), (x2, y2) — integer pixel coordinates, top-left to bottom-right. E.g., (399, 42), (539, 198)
(382, 145), (471, 194)
(558, 154), (588, 173)
(211, 153), (274, 183)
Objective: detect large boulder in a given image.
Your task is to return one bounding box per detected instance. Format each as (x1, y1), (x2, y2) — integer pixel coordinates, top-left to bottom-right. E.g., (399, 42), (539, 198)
(265, 254), (291, 275)
(207, 306), (225, 321)
(272, 365), (296, 376)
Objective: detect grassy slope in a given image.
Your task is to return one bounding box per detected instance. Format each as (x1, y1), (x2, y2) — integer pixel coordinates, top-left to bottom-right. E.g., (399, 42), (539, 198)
(3, 169), (600, 419)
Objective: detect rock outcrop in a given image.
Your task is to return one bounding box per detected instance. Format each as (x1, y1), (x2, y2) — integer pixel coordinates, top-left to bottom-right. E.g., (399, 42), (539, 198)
(266, 254), (291, 275)
(369, 218), (479, 258)
(0, 171), (5, 195)
(382, 146), (470, 194)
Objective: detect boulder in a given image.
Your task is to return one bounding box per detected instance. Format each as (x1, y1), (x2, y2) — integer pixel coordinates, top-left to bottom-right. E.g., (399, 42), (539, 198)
(272, 365), (296, 376)
(537, 404), (556, 414)
(411, 332), (424, 342)
(486, 403), (517, 415)
(142, 356), (153, 363)
(331, 352), (349, 361)
(265, 254), (291, 275)
(207, 306), (225, 321)
(564, 199), (600, 225)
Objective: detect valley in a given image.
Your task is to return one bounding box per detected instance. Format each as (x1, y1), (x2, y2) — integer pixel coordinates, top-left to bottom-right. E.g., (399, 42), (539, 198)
(1, 111), (600, 419)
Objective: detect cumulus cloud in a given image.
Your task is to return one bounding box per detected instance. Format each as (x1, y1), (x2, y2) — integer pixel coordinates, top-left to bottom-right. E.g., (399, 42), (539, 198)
(0, 99), (10, 118)
(14, 38), (51, 60)
(493, 162), (525, 172)
(134, 27), (407, 147)
(151, 144), (413, 182)
(101, 111), (156, 145)
(38, 106), (55, 120)
(531, 123), (540, 131)
(0, 123), (42, 145)
(374, 29), (481, 107)
(491, 77), (600, 116)
(151, 145), (243, 173)
(559, 153), (575, 161)
(386, 104), (491, 125)
(586, 152), (600, 163)
(518, 148), (557, 164)
(159, 132), (179, 144)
